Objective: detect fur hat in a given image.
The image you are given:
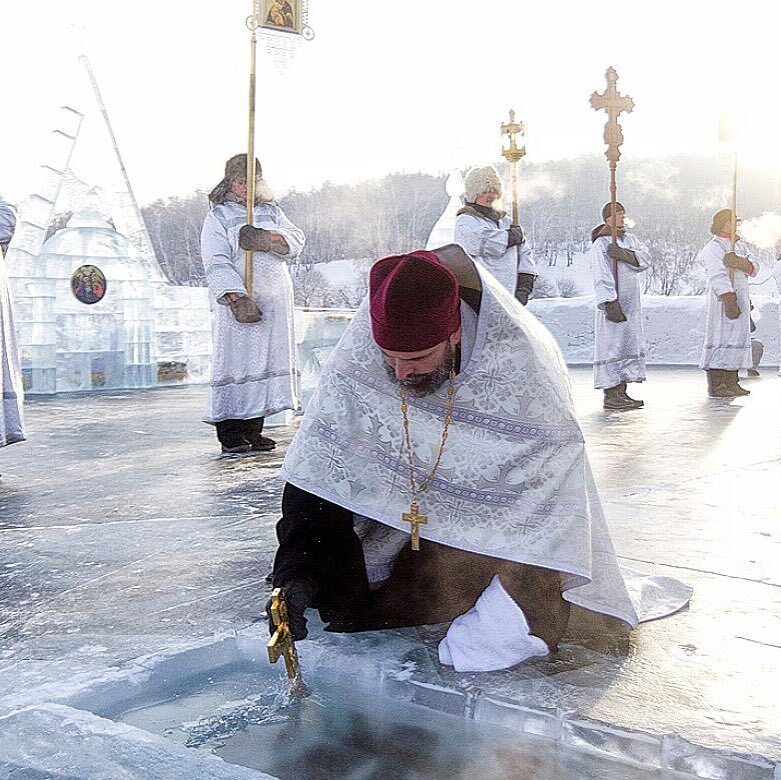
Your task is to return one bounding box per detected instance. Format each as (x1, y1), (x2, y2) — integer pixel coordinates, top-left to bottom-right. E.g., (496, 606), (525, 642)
(710, 208), (738, 235)
(601, 201), (625, 222)
(464, 166), (503, 203)
(208, 154), (273, 206)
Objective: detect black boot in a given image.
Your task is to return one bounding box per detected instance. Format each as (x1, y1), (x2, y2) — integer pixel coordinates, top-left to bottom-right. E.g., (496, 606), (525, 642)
(604, 384), (639, 410)
(619, 381), (644, 408)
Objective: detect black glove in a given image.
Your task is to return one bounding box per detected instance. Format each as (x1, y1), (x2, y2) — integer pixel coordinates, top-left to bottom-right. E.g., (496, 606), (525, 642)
(266, 580), (316, 641)
(507, 225), (525, 248)
(604, 299), (627, 323)
(229, 295), (263, 323)
(721, 292), (741, 320)
(723, 252), (753, 275)
(606, 244), (639, 266)
(239, 224), (273, 252)
(514, 273), (535, 306)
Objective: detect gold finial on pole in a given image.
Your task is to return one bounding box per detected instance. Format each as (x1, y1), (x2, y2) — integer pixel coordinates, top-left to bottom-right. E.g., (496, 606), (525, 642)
(590, 67), (634, 288)
(267, 588), (309, 697)
(500, 109), (526, 228)
(244, 1), (263, 296)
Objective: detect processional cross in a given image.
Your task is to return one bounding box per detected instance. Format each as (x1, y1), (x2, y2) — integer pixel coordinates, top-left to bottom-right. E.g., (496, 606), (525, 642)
(590, 67), (634, 285)
(402, 501), (428, 552)
(500, 109), (526, 227)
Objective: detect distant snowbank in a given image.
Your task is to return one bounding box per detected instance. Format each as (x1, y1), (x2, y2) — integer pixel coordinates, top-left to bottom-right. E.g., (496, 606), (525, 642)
(311, 258), (780, 367)
(528, 294), (780, 366)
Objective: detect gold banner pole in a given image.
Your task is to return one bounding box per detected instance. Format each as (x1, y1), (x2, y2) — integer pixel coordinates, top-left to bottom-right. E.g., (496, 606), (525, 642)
(729, 150), (738, 285)
(245, 3), (262, 295)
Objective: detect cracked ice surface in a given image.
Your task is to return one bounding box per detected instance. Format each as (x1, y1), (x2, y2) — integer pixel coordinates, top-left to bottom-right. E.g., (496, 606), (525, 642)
(1, 367), (780, 772)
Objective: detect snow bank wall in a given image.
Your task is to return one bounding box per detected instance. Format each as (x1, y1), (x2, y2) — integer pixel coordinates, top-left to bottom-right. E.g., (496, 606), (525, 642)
(528, 294), (780, 367)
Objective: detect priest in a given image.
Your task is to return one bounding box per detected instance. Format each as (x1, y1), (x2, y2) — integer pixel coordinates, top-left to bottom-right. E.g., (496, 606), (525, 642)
(698, 209), (757, 398)
(589, 202), (651, 410)
(201, 154), (305, 454)
(269, 246), (689, 672)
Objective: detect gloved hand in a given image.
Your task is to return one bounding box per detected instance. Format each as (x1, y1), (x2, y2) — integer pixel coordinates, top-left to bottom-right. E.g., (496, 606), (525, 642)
(507, 225), (525, 248)
(266, 580), (316, 641)
(722, 252), (754, 275)
(720, 291), (741, 320)
(604, 299), (627, 323)
(514, 273), (535, 306)
(239, 224), (273, 252)
(607, 244), (639, 266)
(229, 295), (263, 323)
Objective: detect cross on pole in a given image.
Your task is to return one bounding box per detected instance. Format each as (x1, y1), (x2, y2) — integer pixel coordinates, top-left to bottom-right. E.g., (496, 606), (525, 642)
(402, 501), (428, 551)
(590, 67), (634, 289)
(500, 109), (526, 227)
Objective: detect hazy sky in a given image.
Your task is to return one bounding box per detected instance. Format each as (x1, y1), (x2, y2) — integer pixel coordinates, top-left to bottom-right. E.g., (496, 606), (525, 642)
(2, 0), (780, 206)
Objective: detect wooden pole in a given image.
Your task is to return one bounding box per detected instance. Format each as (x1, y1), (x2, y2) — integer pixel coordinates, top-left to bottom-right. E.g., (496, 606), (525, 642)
(245, 27), (258, 295)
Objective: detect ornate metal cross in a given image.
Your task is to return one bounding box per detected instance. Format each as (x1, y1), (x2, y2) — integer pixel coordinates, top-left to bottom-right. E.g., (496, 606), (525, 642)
(500, 110), (526, 165)
(267, 588), (299, 678)
(402, 501), (428, 551)
(590, 66), (634, 164)
(590, 67), (634, 280)
(500, 109), (526, 226)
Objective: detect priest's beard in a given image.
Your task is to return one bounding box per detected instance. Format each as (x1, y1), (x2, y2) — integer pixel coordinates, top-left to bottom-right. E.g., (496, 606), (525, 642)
(385, 342), (459, 398)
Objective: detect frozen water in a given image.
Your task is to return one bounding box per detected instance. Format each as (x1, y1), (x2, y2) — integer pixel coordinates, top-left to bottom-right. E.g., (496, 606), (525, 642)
(1, 368), (780, 778)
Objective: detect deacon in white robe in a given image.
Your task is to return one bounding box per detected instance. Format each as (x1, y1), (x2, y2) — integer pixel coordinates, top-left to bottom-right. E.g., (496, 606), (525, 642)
(269, 246), (691, 673)
(589, 202), (651, 410)
(454, 165), (536, 303)
(1, 195), (24, 449)
(774, 258), (781, 377)
(698, 209), (757, 397)
(201, 155), (304, 453)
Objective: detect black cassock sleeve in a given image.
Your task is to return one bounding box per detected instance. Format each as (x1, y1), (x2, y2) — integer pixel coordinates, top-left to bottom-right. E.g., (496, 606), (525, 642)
(272, 483), (370, 624)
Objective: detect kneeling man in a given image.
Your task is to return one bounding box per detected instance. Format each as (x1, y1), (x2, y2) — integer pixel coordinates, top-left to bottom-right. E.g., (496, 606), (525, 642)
(269, 246), (688, 672)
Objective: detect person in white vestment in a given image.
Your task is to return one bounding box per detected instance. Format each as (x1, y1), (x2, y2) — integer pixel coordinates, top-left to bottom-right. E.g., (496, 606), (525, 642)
(589, 202), (651, 410)
(774, 257), (781, 378)
(268, 246), (691, 673)
(201, 155), (305, 454)
(1, 194), (25, 451)
(454, 165), (536, 304)
(697, 209), (757, 398)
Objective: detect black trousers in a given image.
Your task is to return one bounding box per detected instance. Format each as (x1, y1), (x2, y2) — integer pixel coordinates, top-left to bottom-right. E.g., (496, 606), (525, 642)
(272, 483), (570, 650)
(215, 417), (264, 449)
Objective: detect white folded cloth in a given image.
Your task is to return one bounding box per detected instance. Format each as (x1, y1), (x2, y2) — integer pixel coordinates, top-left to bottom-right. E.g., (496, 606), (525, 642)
(438, 575), (549, 672)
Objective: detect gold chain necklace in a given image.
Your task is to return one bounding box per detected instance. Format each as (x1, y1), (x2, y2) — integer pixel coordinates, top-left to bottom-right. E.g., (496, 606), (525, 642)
(399, 369), (456, 551)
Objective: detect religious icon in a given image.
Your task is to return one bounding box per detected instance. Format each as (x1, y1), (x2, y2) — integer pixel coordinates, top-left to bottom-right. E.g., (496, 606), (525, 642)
(262, 0), (298, 32)
(70, 264), (107, 305)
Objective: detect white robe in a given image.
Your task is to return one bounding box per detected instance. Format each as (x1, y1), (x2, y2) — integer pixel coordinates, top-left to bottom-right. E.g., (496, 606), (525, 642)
(281, 250), (691, 671)
(1, 253), (24, 447)
(454, 210), (535, 294)
(589, 231), (651, 389)
(698, 237), (757, 370)
(201, 201), (305, 423)
(775, 262), (781, 377)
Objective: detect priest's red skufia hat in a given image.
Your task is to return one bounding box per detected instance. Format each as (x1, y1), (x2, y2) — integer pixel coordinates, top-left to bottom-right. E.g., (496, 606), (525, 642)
(369, 250), (461, 351)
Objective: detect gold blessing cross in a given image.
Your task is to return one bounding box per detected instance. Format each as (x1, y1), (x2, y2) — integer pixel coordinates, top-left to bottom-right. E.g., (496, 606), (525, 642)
(267, 588), (300, 679)
(402, 501), (428, 552)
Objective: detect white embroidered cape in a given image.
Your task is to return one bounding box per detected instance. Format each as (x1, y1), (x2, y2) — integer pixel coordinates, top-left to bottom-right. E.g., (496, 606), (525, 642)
(281, 250), (690, 625)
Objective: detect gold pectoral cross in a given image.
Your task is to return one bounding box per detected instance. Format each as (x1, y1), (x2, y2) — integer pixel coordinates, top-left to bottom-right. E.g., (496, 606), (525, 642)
(402, 501), (428, 551)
